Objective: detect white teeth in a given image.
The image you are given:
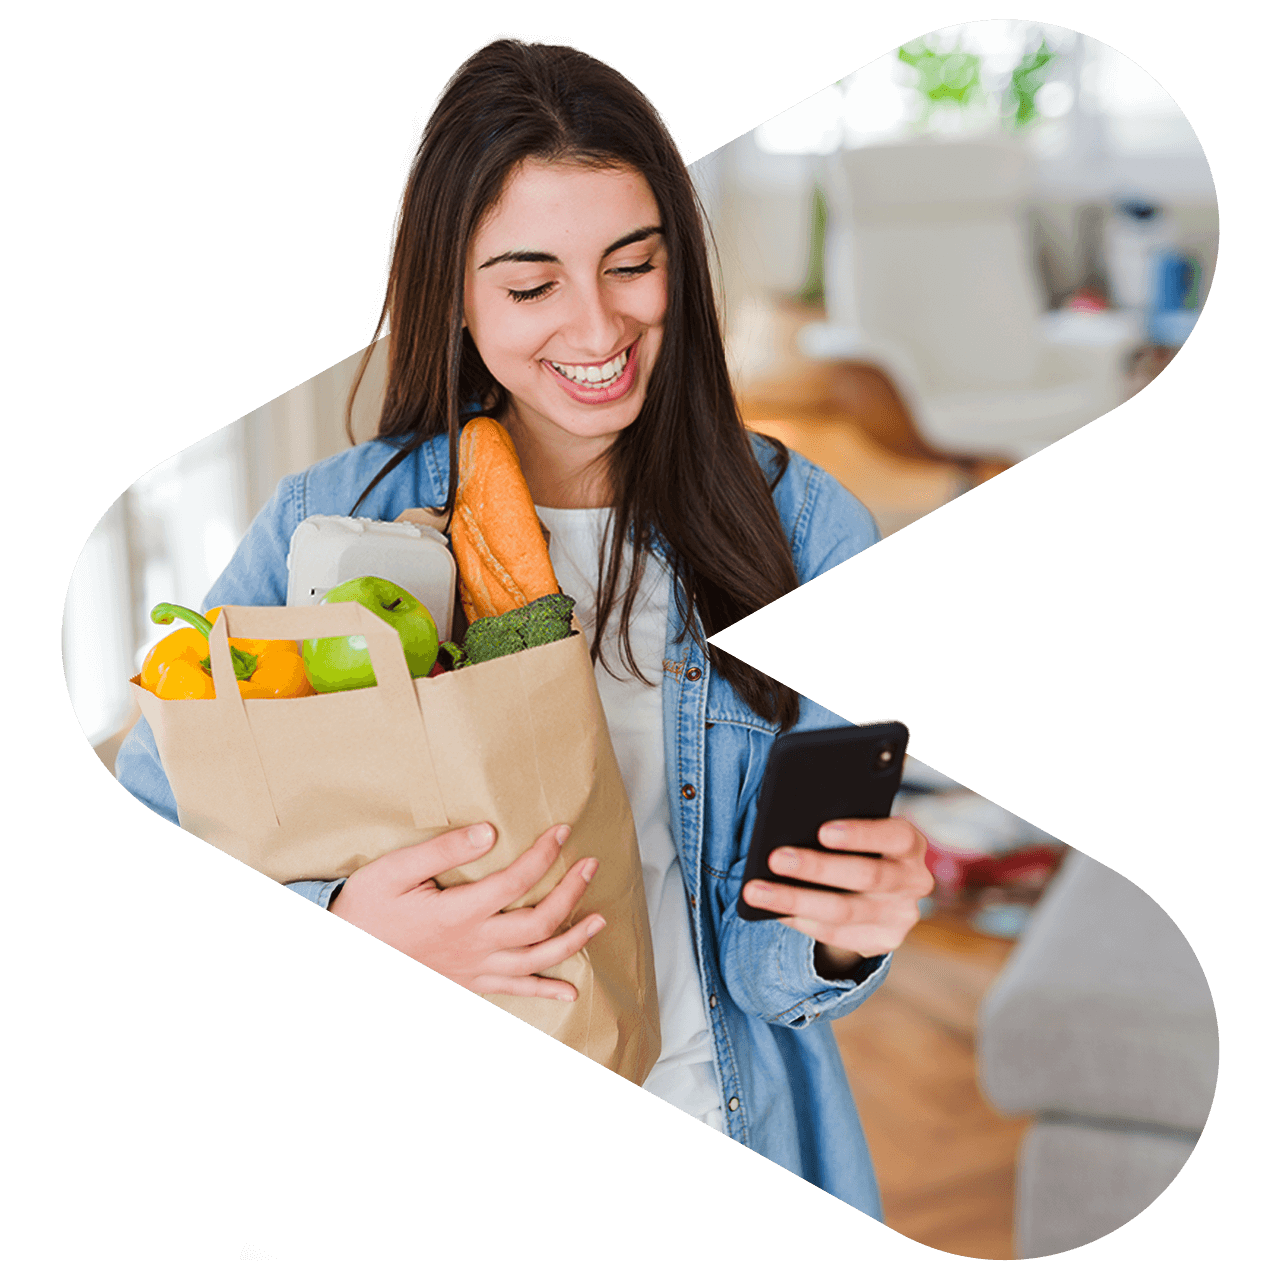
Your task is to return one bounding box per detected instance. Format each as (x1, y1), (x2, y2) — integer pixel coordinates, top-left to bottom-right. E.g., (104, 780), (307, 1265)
(550, 350), (628, 386)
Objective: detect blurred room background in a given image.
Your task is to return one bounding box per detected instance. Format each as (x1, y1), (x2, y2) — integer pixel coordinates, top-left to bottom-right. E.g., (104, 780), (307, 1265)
(63, 19), (1217, 1261)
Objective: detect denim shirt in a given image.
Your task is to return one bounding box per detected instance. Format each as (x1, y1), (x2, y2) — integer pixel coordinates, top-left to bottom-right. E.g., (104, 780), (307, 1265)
(114, 429), (890, 1216)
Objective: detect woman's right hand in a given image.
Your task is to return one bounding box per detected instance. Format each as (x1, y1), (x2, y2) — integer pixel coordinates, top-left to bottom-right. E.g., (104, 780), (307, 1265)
(328, 822), (604, 1002)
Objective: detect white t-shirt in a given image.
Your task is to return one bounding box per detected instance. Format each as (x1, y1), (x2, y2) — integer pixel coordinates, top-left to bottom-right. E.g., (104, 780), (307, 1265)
(536, 505), (723, 1132)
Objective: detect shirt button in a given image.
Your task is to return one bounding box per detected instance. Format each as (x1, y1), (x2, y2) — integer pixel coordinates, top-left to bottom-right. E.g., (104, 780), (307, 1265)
(728, 1097), (740, 1112)
(709, 994), (717, 1009)
(685, 666), (702, 681)
(681, 783), (696, 800)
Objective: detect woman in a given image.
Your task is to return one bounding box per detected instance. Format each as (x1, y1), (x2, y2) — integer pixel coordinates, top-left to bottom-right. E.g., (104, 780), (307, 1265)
(116, 39), (932, 1215)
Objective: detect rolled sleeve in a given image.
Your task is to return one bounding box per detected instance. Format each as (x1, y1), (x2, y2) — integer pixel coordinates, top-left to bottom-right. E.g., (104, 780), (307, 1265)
(719, 908), (891, 1027)
(287, 879), (347, 909)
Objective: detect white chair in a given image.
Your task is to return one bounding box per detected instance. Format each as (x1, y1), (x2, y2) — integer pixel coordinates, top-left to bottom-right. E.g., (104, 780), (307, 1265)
(801, 139), (1141, 461)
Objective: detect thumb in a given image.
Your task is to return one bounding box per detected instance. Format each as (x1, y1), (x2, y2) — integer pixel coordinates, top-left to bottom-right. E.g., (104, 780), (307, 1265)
(376, 823), (497, 891)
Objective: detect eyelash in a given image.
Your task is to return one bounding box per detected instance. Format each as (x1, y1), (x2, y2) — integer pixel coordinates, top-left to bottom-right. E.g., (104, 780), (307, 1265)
(506, 260), (656, 303)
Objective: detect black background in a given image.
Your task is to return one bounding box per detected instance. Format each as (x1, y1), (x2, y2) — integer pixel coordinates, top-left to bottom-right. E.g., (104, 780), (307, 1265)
(64, 27), (1223, 1259)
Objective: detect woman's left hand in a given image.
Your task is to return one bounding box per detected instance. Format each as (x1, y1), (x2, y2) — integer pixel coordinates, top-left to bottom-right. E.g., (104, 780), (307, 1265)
(740, 817), (933, 975)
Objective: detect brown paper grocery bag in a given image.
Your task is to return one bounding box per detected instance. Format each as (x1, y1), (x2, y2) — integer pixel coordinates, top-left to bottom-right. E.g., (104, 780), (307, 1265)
(131, 603), (661, 1084)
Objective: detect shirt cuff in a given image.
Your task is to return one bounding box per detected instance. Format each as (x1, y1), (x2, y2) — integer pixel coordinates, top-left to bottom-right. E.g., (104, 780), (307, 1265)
(286, 878), (347, 909)
(809, 944), (888, 990)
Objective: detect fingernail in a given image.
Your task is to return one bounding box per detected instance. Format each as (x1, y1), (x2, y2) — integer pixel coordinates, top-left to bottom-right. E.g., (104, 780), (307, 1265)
(747, 881), (773, 902)
(587, 916), (605, 937)
(772, 849), (800, 872)
(557, 991), (576, 1002)
(554, 824), (571, 846)
(468, 823), (494, 848)
(581, 859), (598, 883)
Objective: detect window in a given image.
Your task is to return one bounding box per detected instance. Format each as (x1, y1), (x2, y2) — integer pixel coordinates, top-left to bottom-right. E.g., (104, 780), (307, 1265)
(63, 421), (247, 747)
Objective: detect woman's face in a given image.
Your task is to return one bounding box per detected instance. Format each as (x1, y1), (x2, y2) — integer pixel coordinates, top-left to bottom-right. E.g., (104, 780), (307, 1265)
(463, 159), (668, 458)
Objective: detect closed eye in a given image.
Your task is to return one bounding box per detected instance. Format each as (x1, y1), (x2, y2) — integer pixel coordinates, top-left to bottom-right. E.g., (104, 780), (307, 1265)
(507, 281), (555, 302)
(504, 259), (655, 302)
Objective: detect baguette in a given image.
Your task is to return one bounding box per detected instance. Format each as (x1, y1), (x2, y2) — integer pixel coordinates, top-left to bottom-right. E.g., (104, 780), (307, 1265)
(452, 417), (561, 621)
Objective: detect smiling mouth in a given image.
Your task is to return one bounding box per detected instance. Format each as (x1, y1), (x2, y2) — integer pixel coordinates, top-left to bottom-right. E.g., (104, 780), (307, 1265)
(545, 342), (635, 390)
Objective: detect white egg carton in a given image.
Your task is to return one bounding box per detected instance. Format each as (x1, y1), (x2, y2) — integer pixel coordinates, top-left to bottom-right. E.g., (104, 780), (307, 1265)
(286, 515), (456, 639)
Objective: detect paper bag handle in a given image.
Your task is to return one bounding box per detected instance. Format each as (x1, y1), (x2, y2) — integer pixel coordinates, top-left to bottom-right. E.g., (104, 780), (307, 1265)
(206, 604), (448, 832)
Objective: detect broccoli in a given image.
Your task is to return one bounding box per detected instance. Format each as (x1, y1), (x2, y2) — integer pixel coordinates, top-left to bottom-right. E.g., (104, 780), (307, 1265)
(460, 593), (577, 665)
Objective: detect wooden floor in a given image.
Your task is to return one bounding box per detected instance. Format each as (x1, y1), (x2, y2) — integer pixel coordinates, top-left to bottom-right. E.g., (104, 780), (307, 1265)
(833, 908), (1029, 1259)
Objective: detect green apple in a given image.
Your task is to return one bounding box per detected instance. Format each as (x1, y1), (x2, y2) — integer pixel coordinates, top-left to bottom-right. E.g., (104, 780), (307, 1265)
(302, 576), (439, 693)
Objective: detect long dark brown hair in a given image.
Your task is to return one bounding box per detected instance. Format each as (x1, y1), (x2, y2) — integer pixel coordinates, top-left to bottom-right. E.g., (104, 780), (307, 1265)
(346, 39), (801, 728)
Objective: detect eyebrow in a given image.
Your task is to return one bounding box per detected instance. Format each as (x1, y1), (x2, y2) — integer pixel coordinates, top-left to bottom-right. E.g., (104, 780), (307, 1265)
(478, 225), (663, 270)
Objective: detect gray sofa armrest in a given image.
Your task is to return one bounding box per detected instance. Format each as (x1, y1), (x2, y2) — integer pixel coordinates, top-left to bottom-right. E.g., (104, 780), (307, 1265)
(976, 850), (1218, 1257)
(977, 850), (1218, 1133)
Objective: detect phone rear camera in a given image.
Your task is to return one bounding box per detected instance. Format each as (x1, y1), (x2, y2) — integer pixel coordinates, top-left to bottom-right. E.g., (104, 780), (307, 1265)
(875, 745), (896, 770)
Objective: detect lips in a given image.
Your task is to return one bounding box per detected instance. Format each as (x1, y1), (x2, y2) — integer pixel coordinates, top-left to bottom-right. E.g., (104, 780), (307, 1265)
(542, 340), (640, 405)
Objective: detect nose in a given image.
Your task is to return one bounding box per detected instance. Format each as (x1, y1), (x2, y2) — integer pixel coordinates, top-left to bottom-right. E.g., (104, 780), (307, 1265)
(562, 280), (626, 358)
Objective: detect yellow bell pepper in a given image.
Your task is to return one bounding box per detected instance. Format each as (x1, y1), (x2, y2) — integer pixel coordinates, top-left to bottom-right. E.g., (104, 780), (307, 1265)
(143, 603), (314, 700)
(153, 657), (215, 700)
(139, 627), (207, 693)
(204, 606), (313, 698)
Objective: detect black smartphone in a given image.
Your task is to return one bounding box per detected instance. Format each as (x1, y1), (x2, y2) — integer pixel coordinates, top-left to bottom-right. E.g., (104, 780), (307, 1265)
(736, 722), (910, 922)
